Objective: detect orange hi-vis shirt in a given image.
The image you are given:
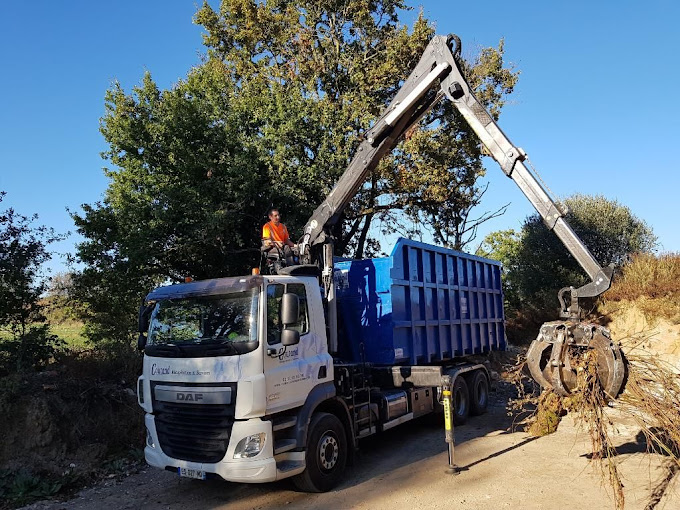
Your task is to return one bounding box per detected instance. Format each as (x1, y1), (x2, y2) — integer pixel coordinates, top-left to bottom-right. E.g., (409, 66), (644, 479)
(262, 221), (290, 244)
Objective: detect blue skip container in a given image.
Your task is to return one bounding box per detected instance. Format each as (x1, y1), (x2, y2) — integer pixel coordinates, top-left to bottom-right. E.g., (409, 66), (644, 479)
(334, 238), (506, 365)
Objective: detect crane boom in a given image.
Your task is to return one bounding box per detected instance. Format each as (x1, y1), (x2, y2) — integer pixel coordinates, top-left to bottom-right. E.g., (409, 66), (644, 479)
(295, 34), (626, 397)
(298, 34), (610, 319)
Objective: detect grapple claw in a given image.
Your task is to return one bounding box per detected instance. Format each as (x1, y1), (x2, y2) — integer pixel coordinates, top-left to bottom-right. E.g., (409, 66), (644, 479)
(526, 321), (628, 399)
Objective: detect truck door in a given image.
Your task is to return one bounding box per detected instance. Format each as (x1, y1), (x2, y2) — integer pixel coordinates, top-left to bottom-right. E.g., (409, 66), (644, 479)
(264, 281), (324, 414)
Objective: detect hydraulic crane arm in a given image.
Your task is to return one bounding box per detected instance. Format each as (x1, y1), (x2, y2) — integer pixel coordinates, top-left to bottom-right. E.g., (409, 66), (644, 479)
(296, 34), (626, 397)
(434, 35), (612, 319)
(297, 41), (451, 259)
(298, 34), (611, 319)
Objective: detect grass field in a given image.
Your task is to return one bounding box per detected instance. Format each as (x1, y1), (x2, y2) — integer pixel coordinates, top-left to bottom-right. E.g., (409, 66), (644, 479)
(50, 321), (87, 348)
(0, 321), (87, 348)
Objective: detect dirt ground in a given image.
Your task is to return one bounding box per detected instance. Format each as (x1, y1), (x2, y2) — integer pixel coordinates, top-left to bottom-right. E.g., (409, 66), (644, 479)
(21, 390), (679, 510)
(606, 302), (680, 371)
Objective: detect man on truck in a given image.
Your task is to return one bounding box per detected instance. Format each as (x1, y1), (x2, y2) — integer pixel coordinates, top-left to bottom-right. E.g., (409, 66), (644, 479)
(262, 208), (297, 265)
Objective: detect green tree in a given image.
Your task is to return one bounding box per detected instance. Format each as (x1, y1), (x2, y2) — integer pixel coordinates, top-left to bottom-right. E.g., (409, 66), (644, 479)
(476, 228), (522, 311)
(483, 194), (656, 323)
(0, 193), (63, 373)
(71, 64), (271, 345)
(43, 272), (79, 324)
(195, 0), (519, 255)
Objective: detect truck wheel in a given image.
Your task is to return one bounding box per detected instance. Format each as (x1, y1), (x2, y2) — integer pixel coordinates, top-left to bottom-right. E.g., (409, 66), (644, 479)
(453, 376), (469, 425)
(292, 412), (347, 493)
(467, 370), (489, 416)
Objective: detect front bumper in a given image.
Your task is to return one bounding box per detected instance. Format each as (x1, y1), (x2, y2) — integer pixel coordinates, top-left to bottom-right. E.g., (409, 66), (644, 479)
(144, 414), (277, 483)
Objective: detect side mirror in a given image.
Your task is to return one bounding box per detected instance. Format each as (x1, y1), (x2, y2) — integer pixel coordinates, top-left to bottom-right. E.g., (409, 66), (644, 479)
(280, 293), (299, 326)
(281, 328), (300, 346)
(137, 332), (147, 352)
(138, 303), (153, 333)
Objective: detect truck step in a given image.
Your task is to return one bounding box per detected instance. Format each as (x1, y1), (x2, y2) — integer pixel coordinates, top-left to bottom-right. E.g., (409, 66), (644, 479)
(276, 460), (305, 473)
(382, 412), (414, 431)
(272, 416), (297, 432)
(357, 426), (376, 438)
(274, 439), (297, 455)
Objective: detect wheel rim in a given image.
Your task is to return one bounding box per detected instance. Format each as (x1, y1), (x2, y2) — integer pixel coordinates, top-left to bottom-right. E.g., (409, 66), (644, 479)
(318, 432), (339, 471)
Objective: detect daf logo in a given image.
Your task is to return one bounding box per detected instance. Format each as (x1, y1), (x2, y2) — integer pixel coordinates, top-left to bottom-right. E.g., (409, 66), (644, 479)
(156, 386), (232, 405)
(176, 392), (203, 402)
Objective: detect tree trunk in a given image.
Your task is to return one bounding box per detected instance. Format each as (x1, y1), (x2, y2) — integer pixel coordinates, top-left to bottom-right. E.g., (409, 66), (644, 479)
(354, 213), (374, 259)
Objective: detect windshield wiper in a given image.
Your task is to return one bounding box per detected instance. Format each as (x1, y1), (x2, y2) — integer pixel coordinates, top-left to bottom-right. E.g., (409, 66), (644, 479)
(145, 342), (183, 355)
(145, 336), (256, 357)
(193, 338), (240, 354)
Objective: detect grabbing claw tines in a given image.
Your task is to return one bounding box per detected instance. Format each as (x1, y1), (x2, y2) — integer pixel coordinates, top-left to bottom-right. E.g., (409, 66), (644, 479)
(526, 321), (628, 400)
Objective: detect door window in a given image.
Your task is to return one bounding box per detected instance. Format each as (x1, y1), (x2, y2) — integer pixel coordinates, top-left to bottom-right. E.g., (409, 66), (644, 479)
(266, 283), (309, 345)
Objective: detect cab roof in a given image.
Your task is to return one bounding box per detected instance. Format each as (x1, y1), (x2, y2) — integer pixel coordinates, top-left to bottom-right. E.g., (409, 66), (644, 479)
(145, 275), (264, 301)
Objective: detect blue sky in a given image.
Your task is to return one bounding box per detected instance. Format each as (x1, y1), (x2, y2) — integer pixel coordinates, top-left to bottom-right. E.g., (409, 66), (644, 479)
(1, 1), (678, 275)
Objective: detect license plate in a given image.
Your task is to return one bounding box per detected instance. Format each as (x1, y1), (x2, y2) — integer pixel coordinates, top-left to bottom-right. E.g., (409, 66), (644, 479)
(178, 467), (206, 480)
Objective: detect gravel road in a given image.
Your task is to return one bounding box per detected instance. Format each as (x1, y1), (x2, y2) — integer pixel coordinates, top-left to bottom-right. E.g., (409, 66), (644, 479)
(23, 397), (678, 510)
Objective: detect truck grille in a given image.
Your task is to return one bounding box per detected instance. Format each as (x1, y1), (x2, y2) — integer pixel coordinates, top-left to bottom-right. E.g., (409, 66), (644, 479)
(152, 383), (236, 464)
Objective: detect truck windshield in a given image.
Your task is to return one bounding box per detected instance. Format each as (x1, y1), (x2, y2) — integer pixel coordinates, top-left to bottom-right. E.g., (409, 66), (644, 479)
(146, 289), (259, 356)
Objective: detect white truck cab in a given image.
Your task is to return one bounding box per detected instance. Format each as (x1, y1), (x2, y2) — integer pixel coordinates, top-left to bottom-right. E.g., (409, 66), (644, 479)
(138, 274), (336, 486)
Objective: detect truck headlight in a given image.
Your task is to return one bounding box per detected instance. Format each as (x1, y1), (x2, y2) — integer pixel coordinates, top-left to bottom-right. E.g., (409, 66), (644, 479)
(146, 429), (155, 449)
(233, 433), (266, 459)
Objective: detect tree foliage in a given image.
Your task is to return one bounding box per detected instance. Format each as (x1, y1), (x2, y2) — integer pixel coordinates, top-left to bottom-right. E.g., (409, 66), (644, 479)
(71, 64), (271, 345)
(195, 0), (519, 254)
(479, 194), (657, 322)
(72, 1), (518, 345)
(0, 193), (63, 374)
(476, 228), (522, 311)
(43, 272), (82, 324)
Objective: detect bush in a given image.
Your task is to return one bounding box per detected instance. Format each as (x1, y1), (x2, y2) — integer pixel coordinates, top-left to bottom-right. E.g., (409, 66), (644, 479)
(0, 194), (64, 375)
(606, 253), (680, 301)
(604, 252), (680, 323)
(479, 194), (656, 333)
(0, 325), (65, 376)
(0, 468), (71, 508)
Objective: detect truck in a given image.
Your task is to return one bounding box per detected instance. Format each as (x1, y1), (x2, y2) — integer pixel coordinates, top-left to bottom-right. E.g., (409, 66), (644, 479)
(136, 34), (627, 492)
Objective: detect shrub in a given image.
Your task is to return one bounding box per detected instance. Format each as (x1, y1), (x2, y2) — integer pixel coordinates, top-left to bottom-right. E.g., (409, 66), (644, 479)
(479, 195), (656, 335)
(0, 325), (65, 376)
(0, 194), (64, 375)
(606, 253), (680, 301)
(604, 253), (680, 323)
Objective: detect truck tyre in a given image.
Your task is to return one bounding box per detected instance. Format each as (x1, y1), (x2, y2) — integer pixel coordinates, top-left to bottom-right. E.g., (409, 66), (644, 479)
(467, 370), (489, 416)
(292, 412), (347, 493)
(453, 376), (469, 425)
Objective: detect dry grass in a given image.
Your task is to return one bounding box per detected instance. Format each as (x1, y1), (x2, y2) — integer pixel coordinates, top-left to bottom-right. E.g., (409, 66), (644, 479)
(605, 253), (680, 323)
(618, 353), (680, 458)
(608, 253), (680, 300)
